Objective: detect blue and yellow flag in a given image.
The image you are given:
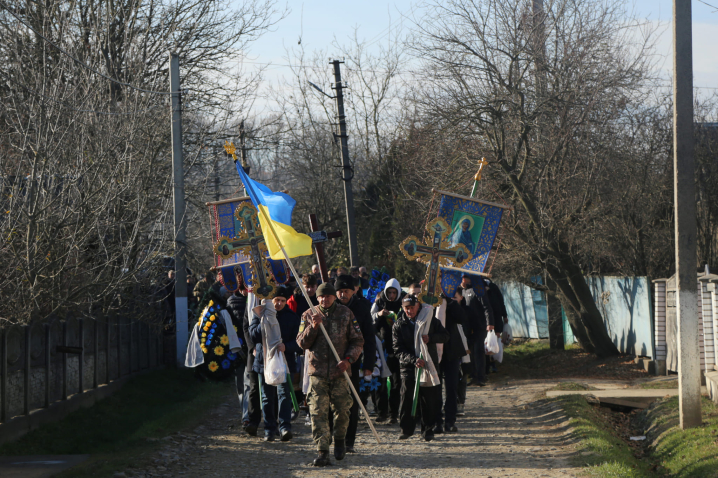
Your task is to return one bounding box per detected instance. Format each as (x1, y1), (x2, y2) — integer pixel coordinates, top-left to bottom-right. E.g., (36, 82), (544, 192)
(235, 162), (313, 260)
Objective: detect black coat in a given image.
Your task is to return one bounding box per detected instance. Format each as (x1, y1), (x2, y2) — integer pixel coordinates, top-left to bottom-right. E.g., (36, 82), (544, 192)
(440, 299), (468, 363)
(344, 294), (377, 372)
(392, 309), (449, 377)
(485, 281), (507, 334)
(462, 288), (494, 344)
(226, 293), (249, 355)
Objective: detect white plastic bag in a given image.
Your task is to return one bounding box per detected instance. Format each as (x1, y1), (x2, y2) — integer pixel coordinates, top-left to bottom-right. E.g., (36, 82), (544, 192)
(264, 347), (287, 385)
(494, 338), (504, 363)
(485, 332), (500, 355)
(501, 323), (513, 345)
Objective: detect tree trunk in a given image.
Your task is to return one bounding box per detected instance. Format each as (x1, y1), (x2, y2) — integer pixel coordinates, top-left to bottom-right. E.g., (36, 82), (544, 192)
(545, 261), (594, 353)
(545, 274), (565, 350)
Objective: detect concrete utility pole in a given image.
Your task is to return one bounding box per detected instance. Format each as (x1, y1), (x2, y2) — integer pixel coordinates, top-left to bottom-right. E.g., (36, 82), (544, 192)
(673, 0), (701, 429)
(170, 52), (188, 367)
(331, 60), (359, 267)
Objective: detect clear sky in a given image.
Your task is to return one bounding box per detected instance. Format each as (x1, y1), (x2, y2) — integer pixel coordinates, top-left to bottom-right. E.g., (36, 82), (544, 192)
(243, 1), (718, 98)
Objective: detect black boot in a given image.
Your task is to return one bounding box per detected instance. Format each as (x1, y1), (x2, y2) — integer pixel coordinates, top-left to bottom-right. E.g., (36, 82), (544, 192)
(334, 439), (346, 461)
(313, 450), (330, 467)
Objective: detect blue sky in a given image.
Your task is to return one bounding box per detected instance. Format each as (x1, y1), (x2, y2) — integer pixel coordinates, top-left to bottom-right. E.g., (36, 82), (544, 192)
(244, 1), (717, 94)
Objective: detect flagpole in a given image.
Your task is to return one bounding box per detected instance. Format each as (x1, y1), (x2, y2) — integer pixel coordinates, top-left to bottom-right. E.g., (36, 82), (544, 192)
(239, 164), (381, 445)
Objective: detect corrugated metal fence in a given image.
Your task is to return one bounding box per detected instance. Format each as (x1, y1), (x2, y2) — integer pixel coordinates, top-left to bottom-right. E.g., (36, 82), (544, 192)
(498, 276), (654, 357)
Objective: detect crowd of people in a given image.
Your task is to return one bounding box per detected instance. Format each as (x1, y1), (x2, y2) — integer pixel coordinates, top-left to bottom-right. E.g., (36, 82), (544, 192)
(196, 264), (508, 467)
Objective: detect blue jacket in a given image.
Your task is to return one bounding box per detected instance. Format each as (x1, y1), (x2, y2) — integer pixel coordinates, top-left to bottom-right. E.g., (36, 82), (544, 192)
(249, 306), (301, 374)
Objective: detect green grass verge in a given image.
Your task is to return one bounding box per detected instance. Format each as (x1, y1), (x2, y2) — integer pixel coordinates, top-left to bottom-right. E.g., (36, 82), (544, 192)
(557, 395), (651, 477)
(0, 369), (232, 477)
(638, 379), (678, 390)
(640, 396), (718, 477)
(549, 382), (597, 392)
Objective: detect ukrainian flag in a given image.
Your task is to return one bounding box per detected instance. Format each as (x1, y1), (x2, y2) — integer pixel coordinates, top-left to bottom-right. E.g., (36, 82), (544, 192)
(235, 162), (313, 260)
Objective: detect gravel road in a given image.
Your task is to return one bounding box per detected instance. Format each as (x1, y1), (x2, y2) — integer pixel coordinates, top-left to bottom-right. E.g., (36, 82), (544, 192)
(125, 380), (581, 478)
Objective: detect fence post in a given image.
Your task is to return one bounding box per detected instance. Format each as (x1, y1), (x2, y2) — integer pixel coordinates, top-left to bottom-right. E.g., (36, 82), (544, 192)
(24, 325), (31, 416)
(78, 319), (84, 394)
(105, 320), (111, 383)
(1, 328), (7, 422)
(144, 322), (149, 369)
(117, 319), (121, 378)
(44, 323), (50, 408)
(62, 321), (68, 401)
(128, 319), (133, 374)
(93, 319), (98, 389)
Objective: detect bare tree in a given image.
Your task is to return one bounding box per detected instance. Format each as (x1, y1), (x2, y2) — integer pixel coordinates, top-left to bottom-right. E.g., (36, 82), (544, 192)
(0, 0), (281, 325)
(409, 0), (662, 356)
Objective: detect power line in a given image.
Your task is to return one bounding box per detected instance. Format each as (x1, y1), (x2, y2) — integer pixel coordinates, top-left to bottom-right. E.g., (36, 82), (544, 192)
(0, 1), (172, 95)
(696, 0), (718, 12)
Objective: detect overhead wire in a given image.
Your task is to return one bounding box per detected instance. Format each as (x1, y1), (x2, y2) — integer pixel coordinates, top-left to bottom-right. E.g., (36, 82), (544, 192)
(0, 0), (173, 95)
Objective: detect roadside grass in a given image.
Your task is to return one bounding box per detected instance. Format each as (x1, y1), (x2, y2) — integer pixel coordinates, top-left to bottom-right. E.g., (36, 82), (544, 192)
(549, 382), (597, 392)
(638, 379), (678, 390)
(640, 396), (718, 477)
(0, 369), (232, 477)
(556, 395), (651, 477)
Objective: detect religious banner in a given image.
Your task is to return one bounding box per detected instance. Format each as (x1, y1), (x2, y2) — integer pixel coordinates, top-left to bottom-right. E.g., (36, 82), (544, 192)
(435, 189), (511, 274)
(208, 197), (288, 298)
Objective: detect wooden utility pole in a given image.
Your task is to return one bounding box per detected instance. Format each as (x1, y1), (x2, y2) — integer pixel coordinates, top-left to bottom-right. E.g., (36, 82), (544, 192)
(331, 60), (359, 267)
(673, 0), (701, 429)
(170, 52), (188, 367)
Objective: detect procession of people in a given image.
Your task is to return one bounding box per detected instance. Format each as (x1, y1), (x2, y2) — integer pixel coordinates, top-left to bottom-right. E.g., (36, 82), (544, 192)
(199, 265), (509, 467)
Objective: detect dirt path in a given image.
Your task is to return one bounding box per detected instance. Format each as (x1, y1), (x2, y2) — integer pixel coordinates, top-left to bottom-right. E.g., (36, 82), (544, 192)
(125, 380), (582, 478)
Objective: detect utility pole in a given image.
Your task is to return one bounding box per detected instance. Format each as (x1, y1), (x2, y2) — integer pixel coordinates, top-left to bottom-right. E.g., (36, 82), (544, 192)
(673, 0), (701, 429)
(170, 52), (188, 367)
(331, 60), (359, 267)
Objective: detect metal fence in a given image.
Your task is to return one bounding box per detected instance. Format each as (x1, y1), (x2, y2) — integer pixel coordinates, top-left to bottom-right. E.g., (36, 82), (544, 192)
(0, 316), (164, 424)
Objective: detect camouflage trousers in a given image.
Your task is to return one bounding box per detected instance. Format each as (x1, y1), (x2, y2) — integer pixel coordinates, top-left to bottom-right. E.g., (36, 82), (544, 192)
(307, 375), (353, 451)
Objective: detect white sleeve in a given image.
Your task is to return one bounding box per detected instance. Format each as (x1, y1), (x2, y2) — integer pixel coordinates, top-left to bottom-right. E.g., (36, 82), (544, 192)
(184, 324), (204, 367)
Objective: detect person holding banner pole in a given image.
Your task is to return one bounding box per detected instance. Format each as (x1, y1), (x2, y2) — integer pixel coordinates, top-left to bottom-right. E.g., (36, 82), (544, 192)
(393, 294), (448, 441)
(297, 283), (364, 466)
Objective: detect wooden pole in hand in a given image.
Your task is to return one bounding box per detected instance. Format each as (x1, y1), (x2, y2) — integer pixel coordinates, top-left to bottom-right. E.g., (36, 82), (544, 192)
(241, 173), (381, 444)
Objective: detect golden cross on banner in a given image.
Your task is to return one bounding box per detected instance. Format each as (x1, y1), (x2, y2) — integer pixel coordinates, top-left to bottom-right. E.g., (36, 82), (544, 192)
(399, 217), (472, 306)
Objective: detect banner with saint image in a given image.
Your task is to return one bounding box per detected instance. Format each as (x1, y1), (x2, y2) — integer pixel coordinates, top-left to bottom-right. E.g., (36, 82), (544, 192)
(436, 189), (510, 273)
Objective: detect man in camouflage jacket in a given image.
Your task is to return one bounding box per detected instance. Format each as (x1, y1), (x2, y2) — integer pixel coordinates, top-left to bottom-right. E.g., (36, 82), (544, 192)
(297, 282), (364, 467)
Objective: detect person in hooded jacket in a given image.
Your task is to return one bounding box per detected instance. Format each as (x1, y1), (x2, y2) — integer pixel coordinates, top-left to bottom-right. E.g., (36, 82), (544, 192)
(249, 285), (301, 442)
(370, 278), (406, 423)
(335, 274), (376, 453)
(434, 288), (468, 433)
(393, 294), (449, 442)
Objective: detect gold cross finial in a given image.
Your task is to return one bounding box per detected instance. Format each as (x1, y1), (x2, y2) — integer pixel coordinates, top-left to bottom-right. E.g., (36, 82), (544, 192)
(474, 157), (488, 181)
(224, 141), (238, 161)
